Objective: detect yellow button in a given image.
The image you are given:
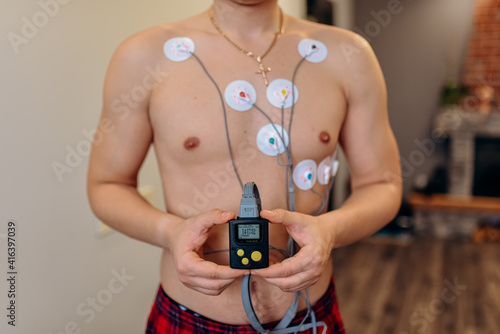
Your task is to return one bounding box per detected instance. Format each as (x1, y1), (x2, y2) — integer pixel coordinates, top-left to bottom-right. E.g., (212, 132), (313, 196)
(241, 258), (249, 266)
(251, 251), (262, 262)
(237, 249), (245, 257)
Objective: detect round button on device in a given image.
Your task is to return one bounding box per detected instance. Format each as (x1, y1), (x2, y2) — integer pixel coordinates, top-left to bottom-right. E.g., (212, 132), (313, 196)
(241, 258), (250, 266)
(237, 249), (245, 257)
(251, 251), (263, 262)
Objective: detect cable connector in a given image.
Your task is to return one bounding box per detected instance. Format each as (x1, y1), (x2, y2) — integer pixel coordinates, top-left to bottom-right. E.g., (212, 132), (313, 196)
(239, 182), (262, 218)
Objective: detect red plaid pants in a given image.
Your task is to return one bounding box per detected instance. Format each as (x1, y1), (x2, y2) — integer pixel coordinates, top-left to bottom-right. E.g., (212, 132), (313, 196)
(146, 279), (345, 334)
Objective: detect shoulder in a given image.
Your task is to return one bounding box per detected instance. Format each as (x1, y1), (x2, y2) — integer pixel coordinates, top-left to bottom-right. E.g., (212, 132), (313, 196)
(285, 17), (359, 43)
(286, 16), (383, 96)
(286, 16), (377, 69)
(108, 13), (206, 71)
(284, 16), (385, 105)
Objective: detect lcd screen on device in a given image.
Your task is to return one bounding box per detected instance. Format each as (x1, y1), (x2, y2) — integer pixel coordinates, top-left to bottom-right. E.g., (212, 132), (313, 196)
(238, 224), (260, 240)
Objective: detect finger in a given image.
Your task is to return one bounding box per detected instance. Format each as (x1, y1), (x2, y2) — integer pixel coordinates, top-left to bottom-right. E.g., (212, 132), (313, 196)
(251, 255), (305, 278)
(255, 256), (322, 292)
(260, 209), (303, 227)
(255, 263), (319, 292)
(263, 274), (319, 293)
(196, 209), (236, 231)
(182, 252), (249, 279)
(178, 256), (248, 294)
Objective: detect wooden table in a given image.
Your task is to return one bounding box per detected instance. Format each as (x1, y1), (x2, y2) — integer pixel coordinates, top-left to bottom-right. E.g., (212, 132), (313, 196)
(408, 193), (500, 238)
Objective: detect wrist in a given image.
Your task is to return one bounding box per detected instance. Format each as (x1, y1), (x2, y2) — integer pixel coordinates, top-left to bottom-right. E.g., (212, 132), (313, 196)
(317, 210), (342, 251)
(155, 213), (185, 250)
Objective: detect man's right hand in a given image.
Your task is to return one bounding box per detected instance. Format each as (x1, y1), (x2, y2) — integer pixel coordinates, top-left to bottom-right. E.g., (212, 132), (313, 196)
(166, 209), (248, 296)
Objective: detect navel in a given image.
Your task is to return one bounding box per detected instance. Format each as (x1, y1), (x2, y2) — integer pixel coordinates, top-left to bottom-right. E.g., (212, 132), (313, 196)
(319, 131), (330, 144)
(251, 281), (258, 293)
(184, 137), (200, 150)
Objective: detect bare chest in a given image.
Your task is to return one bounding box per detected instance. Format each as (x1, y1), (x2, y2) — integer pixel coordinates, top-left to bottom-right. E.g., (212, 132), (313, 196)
(150, 36), (345, 164)
(146, 35), (346, 216)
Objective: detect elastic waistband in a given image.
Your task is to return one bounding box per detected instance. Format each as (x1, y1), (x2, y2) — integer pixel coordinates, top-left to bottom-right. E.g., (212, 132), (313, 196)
(154, 279), (337, 333)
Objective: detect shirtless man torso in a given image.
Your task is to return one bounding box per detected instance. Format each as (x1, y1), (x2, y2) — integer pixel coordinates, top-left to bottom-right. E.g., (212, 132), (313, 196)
(87, 0), (402, 331)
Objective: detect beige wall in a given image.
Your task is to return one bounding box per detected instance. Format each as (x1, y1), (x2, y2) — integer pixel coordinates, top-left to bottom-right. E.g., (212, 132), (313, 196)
(354, 0), (475, 196)
(0, 1), (305, 333)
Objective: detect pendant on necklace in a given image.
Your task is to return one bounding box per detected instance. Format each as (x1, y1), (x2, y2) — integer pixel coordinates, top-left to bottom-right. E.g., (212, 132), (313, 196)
(255, 56), (271, 86)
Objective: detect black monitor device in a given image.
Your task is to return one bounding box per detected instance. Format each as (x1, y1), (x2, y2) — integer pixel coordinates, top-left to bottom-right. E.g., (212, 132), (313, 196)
(229, 182), (269, 269)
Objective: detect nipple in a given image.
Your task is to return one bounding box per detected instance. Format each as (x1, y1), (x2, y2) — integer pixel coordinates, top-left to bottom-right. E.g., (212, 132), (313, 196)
(184, 137), (200, 150)
(319, 131), (330, 144)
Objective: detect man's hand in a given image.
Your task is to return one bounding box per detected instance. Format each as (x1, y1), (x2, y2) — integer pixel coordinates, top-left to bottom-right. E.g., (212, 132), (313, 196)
(251, 209), (335, 292)
(166, 209), (248, 296)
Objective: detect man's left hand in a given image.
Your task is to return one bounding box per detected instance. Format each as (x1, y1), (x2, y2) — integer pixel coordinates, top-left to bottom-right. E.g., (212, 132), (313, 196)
(251, 209), (335, 292)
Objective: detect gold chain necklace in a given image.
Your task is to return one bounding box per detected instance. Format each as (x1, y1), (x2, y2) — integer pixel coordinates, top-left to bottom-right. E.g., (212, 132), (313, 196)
(209, 6), (284, 86)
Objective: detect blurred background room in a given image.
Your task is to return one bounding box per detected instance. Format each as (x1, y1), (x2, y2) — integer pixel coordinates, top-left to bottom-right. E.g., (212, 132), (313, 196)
(1, 0), (498, 333)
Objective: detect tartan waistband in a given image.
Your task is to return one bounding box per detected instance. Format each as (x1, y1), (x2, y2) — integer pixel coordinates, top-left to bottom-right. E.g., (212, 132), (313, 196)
(154, 279), (337, 332)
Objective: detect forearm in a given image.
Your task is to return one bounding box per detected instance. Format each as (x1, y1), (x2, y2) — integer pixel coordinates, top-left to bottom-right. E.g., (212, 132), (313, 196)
(319, 180), (402, 249)
(87, 182), (183, 249)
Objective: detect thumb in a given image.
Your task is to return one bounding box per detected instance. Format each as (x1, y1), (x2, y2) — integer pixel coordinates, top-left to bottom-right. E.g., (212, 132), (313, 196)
(197, 209), (236, 230)
(260, 209), (299, 227)
(186, 210), (235, 249)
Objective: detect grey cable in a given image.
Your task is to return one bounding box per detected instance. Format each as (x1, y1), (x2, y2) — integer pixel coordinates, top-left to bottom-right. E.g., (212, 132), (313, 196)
(188, 48), (328, 334)
(189, 52), (244, 190)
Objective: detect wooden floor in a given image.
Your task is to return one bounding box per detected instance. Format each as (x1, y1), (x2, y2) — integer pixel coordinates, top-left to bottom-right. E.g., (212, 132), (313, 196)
(332, 237), (500, 334)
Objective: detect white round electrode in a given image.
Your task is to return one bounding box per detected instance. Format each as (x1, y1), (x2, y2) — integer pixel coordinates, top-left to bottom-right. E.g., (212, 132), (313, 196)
(317, 156), (334, 185)
(293, 159), (317, 191)
(224, 80), (257, 111)
(256, 124), (290, 156)
(331, 160), (340, 177)
(298, 39), (328, 63)
(164, 37), (195, 62)
(266, 79), (298, 109)
(330, 148), (340, 177)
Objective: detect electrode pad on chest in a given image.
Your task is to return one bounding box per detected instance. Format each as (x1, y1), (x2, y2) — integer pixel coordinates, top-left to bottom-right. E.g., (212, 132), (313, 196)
(256, 124), (290, 156)
(163, 37), (195, 62)
(224, 80), (257, 111)
(298, 39), (328, 63)
(317, 156), (334, 185)
(266, 79), (299, 108)
(293, 159), (318, 190)
(332, 160), (340, 178)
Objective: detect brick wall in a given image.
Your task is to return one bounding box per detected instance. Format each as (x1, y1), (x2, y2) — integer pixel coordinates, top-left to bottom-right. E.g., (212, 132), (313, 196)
(462, 0), (500, 98)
